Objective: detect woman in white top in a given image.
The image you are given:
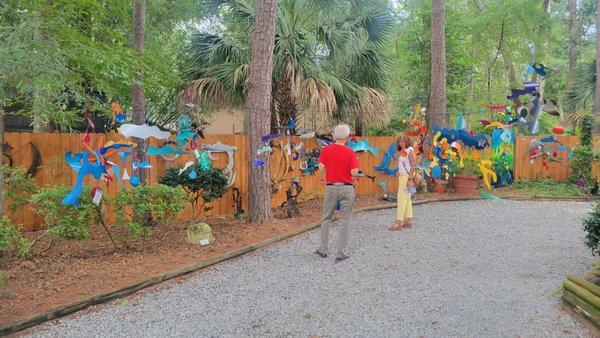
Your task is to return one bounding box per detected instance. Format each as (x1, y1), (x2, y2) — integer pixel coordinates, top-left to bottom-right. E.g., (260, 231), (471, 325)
(390, 134), (416, 230)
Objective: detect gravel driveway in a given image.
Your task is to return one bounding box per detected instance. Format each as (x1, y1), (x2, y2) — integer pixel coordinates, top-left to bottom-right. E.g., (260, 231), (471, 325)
(27, 200), (595, 337)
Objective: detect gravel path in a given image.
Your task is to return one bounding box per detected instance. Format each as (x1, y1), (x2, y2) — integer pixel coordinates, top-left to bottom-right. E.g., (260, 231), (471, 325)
(27, 200), (595, 337)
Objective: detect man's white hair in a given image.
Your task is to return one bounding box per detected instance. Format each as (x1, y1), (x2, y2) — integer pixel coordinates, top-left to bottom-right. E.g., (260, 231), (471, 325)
(332, 124), (351, 141)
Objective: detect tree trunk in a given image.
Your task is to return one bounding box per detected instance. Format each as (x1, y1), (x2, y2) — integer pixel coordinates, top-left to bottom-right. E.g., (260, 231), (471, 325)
(532, 0), (552, 95)
(275, 60), (298, 133)
(566, 0), (580, 130)
(32, 0), (53, 133)
(132, 0), (146, 182)
(502, 51), (518, 89)
(427, 0), (447, 139)
(355, 115), (364, 136)
(247, 0), (278, 224)
(595, 3), (600, 134)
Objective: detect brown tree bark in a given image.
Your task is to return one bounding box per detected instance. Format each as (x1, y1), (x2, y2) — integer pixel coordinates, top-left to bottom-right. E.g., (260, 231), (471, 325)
(427, 0), (447, 139)
(532, 0), (552, 95)
(355, 115), (364, 136)
(132, 0), (147, 182)
(595, 3), (600, 134)
(32, 0), (53, 133)
(566, 0), (580, 130)
(247, 0), (279, 223)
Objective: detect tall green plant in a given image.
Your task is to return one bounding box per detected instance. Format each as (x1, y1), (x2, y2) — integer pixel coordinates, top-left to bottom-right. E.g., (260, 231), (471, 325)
(114, 184), (188, 240)
(29, 185), (100, 240)
(159, 166), (228, 218)
(569, 115), (596, 193)
(583, 201), (600, 256)
(1, 165), (38, 216)
(0, 216), (29, 260)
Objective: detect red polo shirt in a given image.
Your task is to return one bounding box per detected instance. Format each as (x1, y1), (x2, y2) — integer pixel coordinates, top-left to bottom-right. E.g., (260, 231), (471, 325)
(318, 143), (359, 184)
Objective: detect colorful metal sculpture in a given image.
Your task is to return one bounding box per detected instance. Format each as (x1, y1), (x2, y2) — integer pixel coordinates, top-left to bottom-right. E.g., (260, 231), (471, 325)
(347, 139), (378, 156)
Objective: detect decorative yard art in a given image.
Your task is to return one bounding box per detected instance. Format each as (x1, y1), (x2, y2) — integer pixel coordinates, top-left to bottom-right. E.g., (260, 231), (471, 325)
(62, 110), (238, 209)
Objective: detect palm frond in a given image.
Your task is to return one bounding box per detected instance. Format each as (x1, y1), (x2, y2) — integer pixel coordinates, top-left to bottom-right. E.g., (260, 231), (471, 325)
(347, 87), (392, 125)
(564, 60), (596, 114)
(299, 77), (338, 117)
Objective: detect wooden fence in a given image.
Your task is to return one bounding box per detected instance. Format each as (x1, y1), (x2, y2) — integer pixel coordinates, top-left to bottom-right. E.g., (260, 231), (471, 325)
(514, 135), (600, 182)
(2, 132), (598, 230)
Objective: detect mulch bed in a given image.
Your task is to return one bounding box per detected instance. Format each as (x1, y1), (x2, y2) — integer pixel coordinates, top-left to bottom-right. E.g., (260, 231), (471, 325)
(0, 194), (387, 325)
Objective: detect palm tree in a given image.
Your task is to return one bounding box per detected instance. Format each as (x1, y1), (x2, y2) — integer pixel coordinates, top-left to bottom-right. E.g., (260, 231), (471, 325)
(565, 61), (600, 128)
(181, 0), (392, 134)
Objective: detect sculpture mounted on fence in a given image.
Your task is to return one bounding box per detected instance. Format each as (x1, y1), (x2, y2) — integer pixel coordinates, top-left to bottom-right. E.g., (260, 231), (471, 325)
(281, 177), (303, 218)
(62, 110), (237, 208)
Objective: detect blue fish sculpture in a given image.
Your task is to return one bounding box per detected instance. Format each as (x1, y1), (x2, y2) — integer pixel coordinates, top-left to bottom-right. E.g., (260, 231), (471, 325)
(374, 142), (398, 175)
(147, 145), (187, 156)
(347, 139), (377, 156)
(507, 86), (537, 100)
(432, 126), (490, 150)
(62, 150), (106, 206)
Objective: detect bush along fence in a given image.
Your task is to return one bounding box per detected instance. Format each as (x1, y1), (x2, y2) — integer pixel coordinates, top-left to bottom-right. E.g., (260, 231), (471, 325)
(1, 132), (599, 230)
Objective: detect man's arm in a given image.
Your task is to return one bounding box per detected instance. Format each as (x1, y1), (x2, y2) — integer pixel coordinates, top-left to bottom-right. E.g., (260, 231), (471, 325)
(350, 168), (359, 176)
(318, 163), (326, 172)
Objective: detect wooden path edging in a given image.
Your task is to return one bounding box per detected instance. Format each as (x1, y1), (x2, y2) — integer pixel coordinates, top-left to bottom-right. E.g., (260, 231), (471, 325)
(0, 195), (592, 336)
(562, 275), (600, 335)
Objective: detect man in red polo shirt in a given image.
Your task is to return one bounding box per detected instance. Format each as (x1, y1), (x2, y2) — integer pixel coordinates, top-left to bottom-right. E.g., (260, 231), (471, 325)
(315, 124), (359, 263)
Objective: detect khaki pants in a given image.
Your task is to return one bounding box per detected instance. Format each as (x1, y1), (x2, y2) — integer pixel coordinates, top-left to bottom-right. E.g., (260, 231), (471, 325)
(396, 173), (413, 221)
(319, 185), (355, 256)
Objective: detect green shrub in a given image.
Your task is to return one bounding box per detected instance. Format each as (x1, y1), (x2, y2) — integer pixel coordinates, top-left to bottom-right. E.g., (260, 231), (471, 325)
(29, 185), (100, 240)
(580, 115), (594, 147)
(583, 201), (600, 256)
(114, 184), (188, 240)
(569, 115), (597, 194)
(454, 158), (480, 176)
(159, 166), (228, 218)
(2, 165), (38, 216)
(0, 216), (30, 259)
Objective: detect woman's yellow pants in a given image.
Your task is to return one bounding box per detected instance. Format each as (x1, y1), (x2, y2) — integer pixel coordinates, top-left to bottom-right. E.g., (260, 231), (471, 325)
(396, 173), (413, 221)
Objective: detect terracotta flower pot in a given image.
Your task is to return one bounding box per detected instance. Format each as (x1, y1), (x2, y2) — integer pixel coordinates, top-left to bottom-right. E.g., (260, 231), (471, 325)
(427, 178), (449, 194)
(452, 174), (478, 196)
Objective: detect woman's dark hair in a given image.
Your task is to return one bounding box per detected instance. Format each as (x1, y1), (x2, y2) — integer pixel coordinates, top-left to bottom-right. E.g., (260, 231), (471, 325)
(396, 134), (412, 151)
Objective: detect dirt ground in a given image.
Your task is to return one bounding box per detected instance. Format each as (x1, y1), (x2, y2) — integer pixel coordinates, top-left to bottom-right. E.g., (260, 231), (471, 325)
(0, 194), (389, 325)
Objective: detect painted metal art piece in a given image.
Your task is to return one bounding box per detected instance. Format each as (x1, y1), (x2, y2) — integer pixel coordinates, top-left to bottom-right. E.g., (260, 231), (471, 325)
(374, 142), (398, 176)
(281, 177), (303, 218)
(2, 141), (41, 177)
(347, 138), (378, 156)
(491, 129), (515, 187)
(62, 111), (238, 207)
(526, 136), (573, 170)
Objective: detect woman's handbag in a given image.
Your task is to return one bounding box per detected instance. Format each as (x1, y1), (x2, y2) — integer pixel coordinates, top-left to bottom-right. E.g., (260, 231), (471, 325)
(400, 160), (421, 187)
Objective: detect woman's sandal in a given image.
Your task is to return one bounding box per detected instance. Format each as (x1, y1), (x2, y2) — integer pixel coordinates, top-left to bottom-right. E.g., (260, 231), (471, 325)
(403, 219), (413, 228)
(389, 220), (404, 230)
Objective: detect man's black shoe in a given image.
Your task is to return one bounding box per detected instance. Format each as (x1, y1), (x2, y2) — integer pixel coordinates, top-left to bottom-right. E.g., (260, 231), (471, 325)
(335, 254), (349, 263)
(315, 250), (327, 258)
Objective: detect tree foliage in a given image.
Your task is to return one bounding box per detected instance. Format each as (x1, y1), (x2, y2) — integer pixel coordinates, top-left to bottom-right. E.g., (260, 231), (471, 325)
(0, 0), (203, 129)
(182, 0), (393, 132)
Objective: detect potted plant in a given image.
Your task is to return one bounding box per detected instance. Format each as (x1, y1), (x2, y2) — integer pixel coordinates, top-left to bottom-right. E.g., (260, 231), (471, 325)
(451, 158), (480, 196)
